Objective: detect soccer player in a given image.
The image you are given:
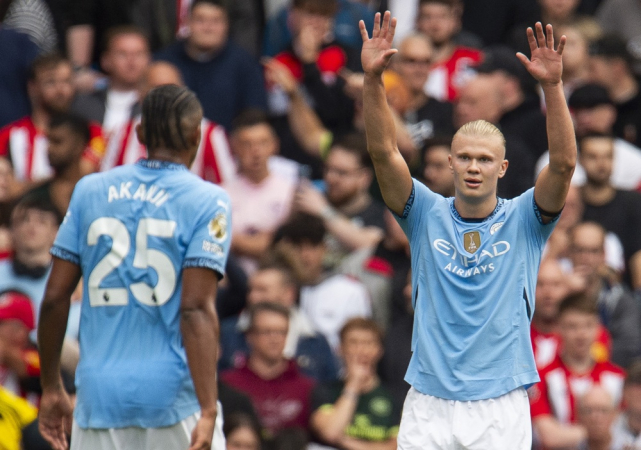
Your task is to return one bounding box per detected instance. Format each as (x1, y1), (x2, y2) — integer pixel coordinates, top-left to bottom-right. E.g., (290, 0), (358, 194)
(36, 85), (231, 450)
(360, 12), (576, 449)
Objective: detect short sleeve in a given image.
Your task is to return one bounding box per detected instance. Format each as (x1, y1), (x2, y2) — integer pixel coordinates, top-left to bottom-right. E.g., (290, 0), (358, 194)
(515, 188), (558, 249)
(183, 189), (232, 279)
(393, 178), (441, 242)
(51, 179), (87, 265)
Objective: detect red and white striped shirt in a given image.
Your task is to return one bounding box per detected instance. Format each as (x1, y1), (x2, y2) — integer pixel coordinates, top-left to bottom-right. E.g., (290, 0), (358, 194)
(0, 116), (105, 182)
(102, 116), (236, 184)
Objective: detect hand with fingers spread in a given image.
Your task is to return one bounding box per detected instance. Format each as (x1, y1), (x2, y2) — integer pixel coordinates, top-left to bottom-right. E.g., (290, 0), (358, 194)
(516, 22), (566, 86)
(359, 11), (398, 76)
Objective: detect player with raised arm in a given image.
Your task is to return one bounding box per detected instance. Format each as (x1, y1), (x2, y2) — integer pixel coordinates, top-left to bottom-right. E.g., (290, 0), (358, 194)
(37, 85), (231, 450)
(360, 12), (576, 449)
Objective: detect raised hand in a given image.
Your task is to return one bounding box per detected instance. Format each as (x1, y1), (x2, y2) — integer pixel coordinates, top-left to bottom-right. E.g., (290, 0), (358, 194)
(359, 11), (398, 76)
(516, 22), (566, 86)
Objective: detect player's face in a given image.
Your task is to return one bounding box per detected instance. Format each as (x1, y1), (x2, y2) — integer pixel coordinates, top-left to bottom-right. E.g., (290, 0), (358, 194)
(340, 329), (382, 370)
(324, 148), (369, 206)
(188, 3), (228, 52)
(535, 262), (567, 321)
(569, 225), (605, 280)
(11, 208), (59, 255)
(247, 311), (288, 363)
(423, 145), (454, 197)
(579, 137), (614, 186)
(226, 425), (260, 450)
(416, 3), (458, 46)
(449, 135), (507, 205)
(102, 34), (150, 87)
(558, 310), (599, 359)
(396, 38), (433, 93)
(46, 125), (85, 172)
(232, 124), (277, 181)
(623, 385), (641, 434)
(247, 269), (294, 308)
(32, 64), (75, 114)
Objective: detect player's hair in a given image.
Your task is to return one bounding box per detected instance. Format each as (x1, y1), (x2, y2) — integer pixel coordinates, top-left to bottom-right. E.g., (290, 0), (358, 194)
(340, 317), (384, 345)
(191, 0), (227, 13)
(29, 53), (70, 81)
(102, 25), (149, 54)
(292, 0), (338, 17)
(230, 108), (273, 135)
(247, 302), (290, 331)
(11, 193), (63, 226)
(140, 84), (202, 152)
(49, 113), (91, 145)
(453, 120), (506, 148)
(625, 360), (641, 387)
(329, 132), (373, 170)
(222, 413), (261, 441)
(558, 291), (598, 317)
(273, 212), (326, 246)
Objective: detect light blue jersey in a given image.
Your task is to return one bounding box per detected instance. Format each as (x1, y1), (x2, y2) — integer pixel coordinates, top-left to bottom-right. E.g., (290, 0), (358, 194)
(51, 159), (231, 429)
(397, 179), (557, 401)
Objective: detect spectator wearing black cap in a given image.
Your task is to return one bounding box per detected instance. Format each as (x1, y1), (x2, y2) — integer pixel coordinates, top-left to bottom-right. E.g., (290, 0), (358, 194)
(536, 83), (641, 191)
(589, 35), (641, 148)
(475, 45), (549, 160)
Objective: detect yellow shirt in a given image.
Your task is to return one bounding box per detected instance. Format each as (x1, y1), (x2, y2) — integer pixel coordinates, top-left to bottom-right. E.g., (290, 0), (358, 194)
(0, 387), (37, 450)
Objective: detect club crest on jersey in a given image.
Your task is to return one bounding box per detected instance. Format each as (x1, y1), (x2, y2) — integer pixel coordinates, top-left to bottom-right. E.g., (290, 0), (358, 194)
(464, 231), (481, 254)
(208, 213), (228, 242)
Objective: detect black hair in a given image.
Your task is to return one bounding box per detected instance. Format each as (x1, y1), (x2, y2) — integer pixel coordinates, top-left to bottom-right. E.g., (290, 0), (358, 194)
(29, 53), (70, 81)
(191, 0), (227, 13)
(141, 84), (202, 152)
(273, 213), (326, 246)
(329, 132), (372, 170)
(222, 412), (261, 442)
(49, 113), (91, 146)
(12, 193), (63, 226)
(231, 108), (273, 135)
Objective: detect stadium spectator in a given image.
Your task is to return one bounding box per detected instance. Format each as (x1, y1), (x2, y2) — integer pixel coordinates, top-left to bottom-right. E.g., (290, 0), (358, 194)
(475, 45), (549, 159)
(221, 303), (316, 444)
(414, 0), (482, 48)
(454, 74), (535, 198)
(219, 262), (338, 382)
(0, 27), (39, 129)
(223, 413), (262, 450)
(101, 61), (236, 184)
(530, 292), (625, 449)
(419, 136), (455, 197)
(72, 26), (151, 137)
(578, 134), (641, 290)
(394, 33), (455, 151)
(263, 0), (375, 57)
(611, 360), (641, 449)
(0, 385), (37, 450)
(275, 213), (371, 352)
(224, 110), (296, 276)
(568, 222), (641, 368)
(155, 0), (268, 130)
(417, 0), (482, 101)
(294, 134), (387, 267)
(576, 386), (619, 450)
(0, 54), (105, 198)
(589, 35), (641, 147)
(595, 0), (641, 74)
(25, 113), (90, 217)
(309, 318), (399, 450)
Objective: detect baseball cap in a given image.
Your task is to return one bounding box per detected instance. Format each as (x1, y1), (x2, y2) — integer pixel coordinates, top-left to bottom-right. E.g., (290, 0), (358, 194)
(568, 83), (613, 109)
(0, 291), (35, 330)
(475, 45), (536, 92)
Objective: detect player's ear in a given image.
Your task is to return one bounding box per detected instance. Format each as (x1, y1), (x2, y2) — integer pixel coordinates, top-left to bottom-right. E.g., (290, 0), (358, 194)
(136, 123), (146, 146)
(498, 159), (509, 178)
(448, 154), (453, 171)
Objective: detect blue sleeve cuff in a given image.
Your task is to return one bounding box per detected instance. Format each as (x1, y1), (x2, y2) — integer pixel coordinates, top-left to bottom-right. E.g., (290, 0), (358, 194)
(50, 246), (80, 265)
(183, 258), (225, 280)
(392, 183), (416, 219)
(533, 196), (562, 225)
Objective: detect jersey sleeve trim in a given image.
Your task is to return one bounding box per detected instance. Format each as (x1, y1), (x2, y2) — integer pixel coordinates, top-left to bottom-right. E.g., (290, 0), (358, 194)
(183, 257), (225, 279)
(391, 182), (416, 219)
(532, 197), (563, 225)
(50, 246), (80, 265)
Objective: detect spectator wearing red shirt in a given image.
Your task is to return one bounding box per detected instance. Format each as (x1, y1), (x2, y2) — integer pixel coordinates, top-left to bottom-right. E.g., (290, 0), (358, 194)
(221, 302), (315, 444)
(530, 292), (626, 449)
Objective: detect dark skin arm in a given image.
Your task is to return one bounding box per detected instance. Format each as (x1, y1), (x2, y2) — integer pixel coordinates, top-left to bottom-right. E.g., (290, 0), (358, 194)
(181, 267), (221, 450)
(38, 257), (81, 450)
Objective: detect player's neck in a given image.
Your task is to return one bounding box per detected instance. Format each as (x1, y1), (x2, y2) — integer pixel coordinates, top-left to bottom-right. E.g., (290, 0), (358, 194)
(453, 196), (497, 220)
(561, 351), (595, 375)
(248, 355), (288, 380)
(147, 149), (190, 167)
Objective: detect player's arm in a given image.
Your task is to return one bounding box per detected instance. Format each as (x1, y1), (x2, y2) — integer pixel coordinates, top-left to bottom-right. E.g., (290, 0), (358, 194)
(360, 12), (413, 217)
(532, 416), (587, 449)
(517, 23), (576, 222)
(180, 267), (220, 448)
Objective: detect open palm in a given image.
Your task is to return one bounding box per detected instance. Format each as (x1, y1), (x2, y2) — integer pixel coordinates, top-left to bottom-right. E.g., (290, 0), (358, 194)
(516, 22), (566, 86)
(360, 11), (398, 76)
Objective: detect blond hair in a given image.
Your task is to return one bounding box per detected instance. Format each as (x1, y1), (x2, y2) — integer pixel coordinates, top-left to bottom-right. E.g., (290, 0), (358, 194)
(453, 120), (506, 148)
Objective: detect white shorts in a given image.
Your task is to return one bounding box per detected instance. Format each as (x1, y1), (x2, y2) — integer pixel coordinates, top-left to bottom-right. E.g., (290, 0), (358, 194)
(70, 407), (225, 450)
(397, 387), (532, 450)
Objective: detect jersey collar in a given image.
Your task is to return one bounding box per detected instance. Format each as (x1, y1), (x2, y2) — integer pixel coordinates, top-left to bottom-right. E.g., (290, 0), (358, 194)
(450, 197), (505, 223)
(136, 159), (188, 171)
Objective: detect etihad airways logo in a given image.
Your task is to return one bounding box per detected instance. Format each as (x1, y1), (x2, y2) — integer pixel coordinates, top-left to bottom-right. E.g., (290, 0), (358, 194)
(433, 238), (511, 277)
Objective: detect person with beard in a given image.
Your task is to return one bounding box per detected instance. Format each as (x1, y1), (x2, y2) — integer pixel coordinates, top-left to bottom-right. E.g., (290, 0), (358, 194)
(294, 133), (386, 268)
(0, 54), (105, 200)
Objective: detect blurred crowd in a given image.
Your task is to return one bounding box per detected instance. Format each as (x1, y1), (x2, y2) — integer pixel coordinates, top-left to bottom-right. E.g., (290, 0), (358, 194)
(1, 0), (641, 449)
